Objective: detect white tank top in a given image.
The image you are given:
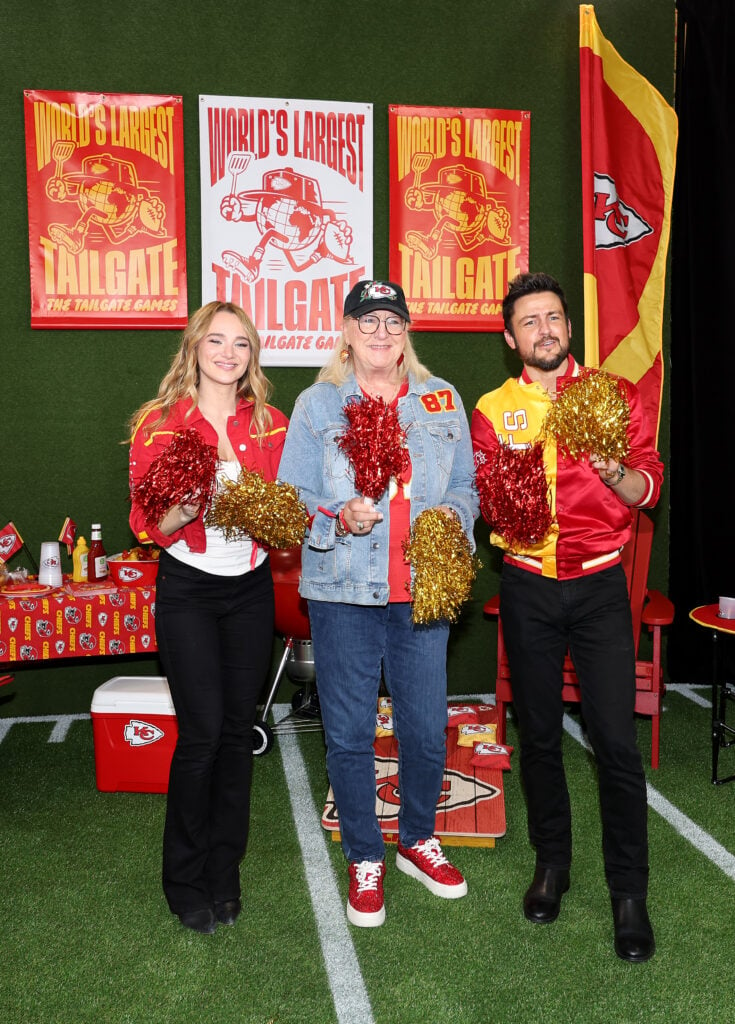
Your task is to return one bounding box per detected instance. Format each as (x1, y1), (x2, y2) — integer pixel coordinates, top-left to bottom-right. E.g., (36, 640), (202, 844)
(167, 460), (267, 576)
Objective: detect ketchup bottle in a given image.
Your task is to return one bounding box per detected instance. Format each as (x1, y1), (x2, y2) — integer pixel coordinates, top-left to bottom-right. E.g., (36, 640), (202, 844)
(87, 523), (108, 582)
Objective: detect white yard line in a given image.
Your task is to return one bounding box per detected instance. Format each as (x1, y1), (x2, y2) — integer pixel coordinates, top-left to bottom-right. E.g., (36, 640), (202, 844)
(275, 706), (376, 1024)
(665, 682), (712, 708)
(562, 712), (735, 881)
(0, 712), (90, 743)
(645, 786), (735, 879)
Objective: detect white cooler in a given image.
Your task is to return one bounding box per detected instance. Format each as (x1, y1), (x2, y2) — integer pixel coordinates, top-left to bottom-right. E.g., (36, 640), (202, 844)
(91, 676), (178, 793)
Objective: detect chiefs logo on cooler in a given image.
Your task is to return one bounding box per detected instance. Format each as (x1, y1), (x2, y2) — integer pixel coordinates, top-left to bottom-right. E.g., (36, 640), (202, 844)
(124, 719), (165, 746)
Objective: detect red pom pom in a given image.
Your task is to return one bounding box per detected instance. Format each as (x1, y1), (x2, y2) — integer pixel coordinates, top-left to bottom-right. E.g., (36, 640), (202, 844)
(337, 395), (409, 500)
(476, 441), (552, 548)
(134, 428), (218, 525)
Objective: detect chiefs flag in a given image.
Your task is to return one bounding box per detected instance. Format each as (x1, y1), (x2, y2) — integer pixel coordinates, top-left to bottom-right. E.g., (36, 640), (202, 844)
(0, 523), (24, 563)
(580, 5), (677, 441)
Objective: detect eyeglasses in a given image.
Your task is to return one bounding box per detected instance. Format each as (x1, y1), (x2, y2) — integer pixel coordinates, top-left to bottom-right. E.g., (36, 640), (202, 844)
(354, 314), (406, 336)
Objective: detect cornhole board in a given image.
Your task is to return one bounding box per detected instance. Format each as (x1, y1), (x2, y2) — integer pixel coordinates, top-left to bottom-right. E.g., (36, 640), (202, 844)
(322, 703), (506, 848)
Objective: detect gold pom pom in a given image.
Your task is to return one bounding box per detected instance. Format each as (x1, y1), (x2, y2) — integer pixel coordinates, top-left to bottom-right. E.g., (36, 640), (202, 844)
(404, 509), (481, 625)
(544, 369), (630, 462)
(206, 469), (309, 550)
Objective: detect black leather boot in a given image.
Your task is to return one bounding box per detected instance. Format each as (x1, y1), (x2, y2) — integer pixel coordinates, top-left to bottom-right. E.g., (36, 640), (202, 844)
(214, 898), (242, 926)
(611, 897), (655, 962)
(523, 865), (570, 924)
(177, 908), (216, 934)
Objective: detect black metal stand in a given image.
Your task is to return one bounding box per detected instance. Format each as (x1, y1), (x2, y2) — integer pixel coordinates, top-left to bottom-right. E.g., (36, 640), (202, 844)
(711, 630), (735, 785)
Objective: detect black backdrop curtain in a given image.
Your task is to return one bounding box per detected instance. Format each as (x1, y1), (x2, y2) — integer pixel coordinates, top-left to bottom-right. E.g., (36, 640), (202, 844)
(669, 0), (735, 679)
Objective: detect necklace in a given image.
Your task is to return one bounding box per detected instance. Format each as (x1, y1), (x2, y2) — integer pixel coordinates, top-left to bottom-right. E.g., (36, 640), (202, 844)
(356, 375), (402, 404)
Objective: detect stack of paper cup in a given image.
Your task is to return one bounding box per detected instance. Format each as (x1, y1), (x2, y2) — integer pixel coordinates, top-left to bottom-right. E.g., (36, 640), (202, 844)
(38, 541), (63, 587)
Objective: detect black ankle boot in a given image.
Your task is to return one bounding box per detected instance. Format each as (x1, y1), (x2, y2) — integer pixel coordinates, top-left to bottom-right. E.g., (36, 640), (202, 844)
(611, 897), (655, 962)
(214, 898), (242, 926)
(177, 908), (216, 934)
(523, 865), (570, 924)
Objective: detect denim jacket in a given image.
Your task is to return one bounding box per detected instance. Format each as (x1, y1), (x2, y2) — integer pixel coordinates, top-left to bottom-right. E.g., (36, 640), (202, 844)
(278, 372), (479, 605)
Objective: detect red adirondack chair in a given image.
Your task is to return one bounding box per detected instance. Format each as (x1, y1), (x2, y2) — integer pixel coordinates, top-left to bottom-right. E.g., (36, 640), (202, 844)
(483, 509), (674, 768)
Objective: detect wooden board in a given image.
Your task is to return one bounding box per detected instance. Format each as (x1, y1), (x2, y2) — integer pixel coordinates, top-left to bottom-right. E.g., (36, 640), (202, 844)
(322, 703), (506, 848)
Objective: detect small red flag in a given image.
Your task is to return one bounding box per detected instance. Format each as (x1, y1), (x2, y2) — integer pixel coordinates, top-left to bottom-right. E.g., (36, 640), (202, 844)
(58, 517), (77, 556)
(0, 522), (24, 563)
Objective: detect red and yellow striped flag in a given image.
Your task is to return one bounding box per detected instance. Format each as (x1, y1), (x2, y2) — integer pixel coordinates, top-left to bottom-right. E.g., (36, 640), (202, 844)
(580, 5), (677, 442)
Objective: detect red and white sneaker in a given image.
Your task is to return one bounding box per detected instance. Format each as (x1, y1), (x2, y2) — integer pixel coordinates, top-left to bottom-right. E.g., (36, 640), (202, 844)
(396, 837), (468, 899)
(346, 860), (386, 927)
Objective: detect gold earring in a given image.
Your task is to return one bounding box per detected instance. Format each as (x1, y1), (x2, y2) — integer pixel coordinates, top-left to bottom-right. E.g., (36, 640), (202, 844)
(340, 347), (350, 364)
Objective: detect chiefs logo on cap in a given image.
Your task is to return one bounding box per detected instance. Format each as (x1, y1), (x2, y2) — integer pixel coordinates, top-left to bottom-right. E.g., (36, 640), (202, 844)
(362, 282), (397, 301)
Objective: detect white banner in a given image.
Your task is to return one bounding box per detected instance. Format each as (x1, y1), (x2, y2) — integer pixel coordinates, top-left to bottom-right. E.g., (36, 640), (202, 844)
(200, 95), (373, 366)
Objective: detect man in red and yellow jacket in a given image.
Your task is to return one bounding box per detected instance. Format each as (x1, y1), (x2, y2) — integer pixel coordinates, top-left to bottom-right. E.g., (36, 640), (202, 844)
(471, 272), (662, 964)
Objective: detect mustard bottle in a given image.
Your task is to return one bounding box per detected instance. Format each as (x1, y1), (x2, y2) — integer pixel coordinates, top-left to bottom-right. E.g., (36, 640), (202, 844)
(72, 536), (89, 582)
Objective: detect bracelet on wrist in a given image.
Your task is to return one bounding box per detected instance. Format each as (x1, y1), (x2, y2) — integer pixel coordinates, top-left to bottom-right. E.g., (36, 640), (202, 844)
(336, 508), (349, 536)
(605, 463), (626, 487)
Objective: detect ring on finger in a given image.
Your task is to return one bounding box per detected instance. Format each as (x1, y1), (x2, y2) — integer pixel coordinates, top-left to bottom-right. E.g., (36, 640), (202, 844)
(357, 521), (365, 531)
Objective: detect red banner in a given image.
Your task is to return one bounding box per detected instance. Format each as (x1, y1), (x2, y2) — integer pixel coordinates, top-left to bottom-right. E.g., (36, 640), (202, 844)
(388, 105), (530, 332)
(580, 6), (677, 441)
(24, 90), (187, 329)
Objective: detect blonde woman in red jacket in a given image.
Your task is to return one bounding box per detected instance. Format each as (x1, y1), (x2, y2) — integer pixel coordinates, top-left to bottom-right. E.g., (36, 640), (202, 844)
(129, 302), (288, 935)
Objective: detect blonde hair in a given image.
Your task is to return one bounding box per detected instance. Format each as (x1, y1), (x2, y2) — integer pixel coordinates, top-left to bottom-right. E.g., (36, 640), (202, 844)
(128, 302), (273, 440)
(317, 322), (431, 386)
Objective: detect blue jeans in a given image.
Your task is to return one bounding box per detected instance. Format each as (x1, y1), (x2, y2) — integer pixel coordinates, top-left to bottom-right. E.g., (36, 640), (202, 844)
(308, 600), (450, 863)
(500, 562), (648, 898)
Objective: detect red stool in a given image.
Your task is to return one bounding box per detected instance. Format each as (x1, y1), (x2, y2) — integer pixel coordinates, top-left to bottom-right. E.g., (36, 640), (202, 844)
(254, 546), (319, 755)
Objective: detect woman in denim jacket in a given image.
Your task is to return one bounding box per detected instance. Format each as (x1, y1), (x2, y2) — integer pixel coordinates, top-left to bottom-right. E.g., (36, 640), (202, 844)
(278, 280), (478, 928)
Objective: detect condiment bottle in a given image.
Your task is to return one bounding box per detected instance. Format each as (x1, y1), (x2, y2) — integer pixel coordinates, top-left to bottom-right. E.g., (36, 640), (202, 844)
(72, 536), (89, 582)
(87, 523), (108, 582)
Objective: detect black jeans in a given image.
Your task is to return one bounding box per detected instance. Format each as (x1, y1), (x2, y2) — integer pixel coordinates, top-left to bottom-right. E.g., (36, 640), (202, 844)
(155, 551), (274, 914)
(500, 562), (649, 898)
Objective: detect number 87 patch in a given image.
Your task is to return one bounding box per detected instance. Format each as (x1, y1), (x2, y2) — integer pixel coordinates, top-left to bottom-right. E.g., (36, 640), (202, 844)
(420, 389), (456, 413)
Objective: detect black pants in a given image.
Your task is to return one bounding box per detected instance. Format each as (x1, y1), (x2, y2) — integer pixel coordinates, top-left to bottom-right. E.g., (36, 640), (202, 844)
(155, 551), (274, 914)
(500, 562), (649, 898)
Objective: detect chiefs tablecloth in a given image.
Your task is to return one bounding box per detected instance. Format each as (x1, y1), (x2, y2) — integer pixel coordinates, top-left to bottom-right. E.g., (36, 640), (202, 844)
(0, 581), (156, 664)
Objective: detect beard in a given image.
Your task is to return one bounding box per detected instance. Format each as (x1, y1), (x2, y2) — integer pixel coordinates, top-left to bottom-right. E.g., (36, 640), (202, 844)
(523, 337), (570, 372)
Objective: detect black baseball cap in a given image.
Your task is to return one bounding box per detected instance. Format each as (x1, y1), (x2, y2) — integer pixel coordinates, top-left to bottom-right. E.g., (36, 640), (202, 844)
(343, 280), (411, 322)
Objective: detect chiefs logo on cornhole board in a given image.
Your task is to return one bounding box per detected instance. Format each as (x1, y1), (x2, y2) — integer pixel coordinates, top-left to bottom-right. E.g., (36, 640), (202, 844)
(322, 703), (506, 847)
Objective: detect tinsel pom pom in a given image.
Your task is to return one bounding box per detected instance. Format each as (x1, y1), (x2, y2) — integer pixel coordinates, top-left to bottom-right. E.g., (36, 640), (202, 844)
(135, 428), (218, 525)
(544, 369), (630, 462)
(475, 441), (552, 548)
(337, 394), (410, 500)
(206, 468), (309, 549)
(404, 508), (481, 625)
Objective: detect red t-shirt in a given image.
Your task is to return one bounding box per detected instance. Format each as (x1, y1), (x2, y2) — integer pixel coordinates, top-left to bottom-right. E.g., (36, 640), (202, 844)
(387, 458), (412, 602)
(382, 380), (412, 603)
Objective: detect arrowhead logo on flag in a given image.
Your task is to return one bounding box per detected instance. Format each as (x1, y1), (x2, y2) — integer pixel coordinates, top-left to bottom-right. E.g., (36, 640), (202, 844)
(0, 522), (24, 562)
(580, 5), (677, 443)
(593, 172), (653, 250)
(58, 517), (76, 556)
